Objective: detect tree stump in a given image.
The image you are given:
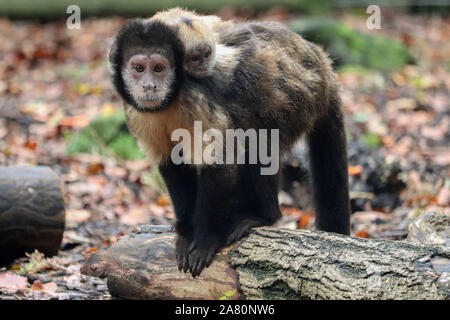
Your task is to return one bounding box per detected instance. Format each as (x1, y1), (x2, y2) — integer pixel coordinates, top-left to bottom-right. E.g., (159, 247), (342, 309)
(0, 166), (65, 265)
(81, 213), (449, 300)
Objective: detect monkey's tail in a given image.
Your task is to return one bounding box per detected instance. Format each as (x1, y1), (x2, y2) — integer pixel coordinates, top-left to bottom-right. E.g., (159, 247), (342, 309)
(307, 97), (350, 235)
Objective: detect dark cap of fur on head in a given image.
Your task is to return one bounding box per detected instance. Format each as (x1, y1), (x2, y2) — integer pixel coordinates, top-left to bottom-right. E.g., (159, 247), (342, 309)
(109, 19), (186, 112)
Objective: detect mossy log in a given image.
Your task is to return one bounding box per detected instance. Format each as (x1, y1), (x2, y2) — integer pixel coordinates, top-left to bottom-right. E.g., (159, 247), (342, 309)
(0, 166), (65, 265)
(81, 217), (449, 300)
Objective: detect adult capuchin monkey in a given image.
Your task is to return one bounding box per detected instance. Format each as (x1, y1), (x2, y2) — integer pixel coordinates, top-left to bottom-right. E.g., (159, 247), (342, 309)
(109, 17), (350, 277)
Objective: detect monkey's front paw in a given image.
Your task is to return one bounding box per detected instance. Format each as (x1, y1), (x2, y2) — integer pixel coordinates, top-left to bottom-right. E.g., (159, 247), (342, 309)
(187, 241), (218, 277)
(175, 235), (192, 273)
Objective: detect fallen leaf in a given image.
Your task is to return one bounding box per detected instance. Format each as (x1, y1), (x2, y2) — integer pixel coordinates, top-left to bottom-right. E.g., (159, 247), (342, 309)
(351, 211), (392, 225)
(66, 209), (91, 223)
(101, 102), (118, 116)
(24, 140), (37, 151)
(75, 83), (91, 95)
(280, 206), (301, 216)
(85, 247), (98, 254)
(59, 115), (89, 128)
(156, 194), (171, 206)
(31, 280), (57, 296)
(120, 207), (150, 226)
(437, 187), (449, 207)
(86, 162), (104, 175)
(149, 203), (167, 217)
(297, 214), (311, 229)
(392, 72), (407, 86)
(0, 272), (28, 294)
(355, 230), (369, 238)
(385, 98), (416, 111)
(381, 135), (395, 147)
(348, 165), (363, 176)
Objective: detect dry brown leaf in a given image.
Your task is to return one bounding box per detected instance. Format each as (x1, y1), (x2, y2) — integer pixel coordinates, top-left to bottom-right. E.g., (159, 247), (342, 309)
(437, 187), (449, 207)
(31, 280), (57, 296)
(156, 194), (171, 206)
(149, 203), (166, 217)
(0, 272), (28, 294)
(86, 163), (104, 175)
(120, 207), (149, 226)
(24, 140), (37, 151)
(59, 115), (89, 128)
(297, 214), (311, 229)
(348, 165), (363, 176)
(280, 206), (302, 216)
(355, 230), (369, 238)
(85, 247), (98, 254)
(66, 209), (91, 223)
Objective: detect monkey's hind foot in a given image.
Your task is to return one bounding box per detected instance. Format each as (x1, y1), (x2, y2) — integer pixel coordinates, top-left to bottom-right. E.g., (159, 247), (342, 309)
(175, 235), (192, 273)
(187, 239), (220, 277)
(185, 217), (276, 277)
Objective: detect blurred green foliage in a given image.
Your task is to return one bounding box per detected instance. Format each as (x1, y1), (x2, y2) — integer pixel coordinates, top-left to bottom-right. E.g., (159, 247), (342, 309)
(360, 132), (382, 148)
(289, 18), (415, 71)
(66, 111), (144, 160)
(143, 167), (167, 196)
(0, 0), (331, 18)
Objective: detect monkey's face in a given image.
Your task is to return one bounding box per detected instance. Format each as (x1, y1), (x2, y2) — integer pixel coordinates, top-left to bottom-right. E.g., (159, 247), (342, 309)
(110, 19), (184, 113)
(184, 42), (215, 78)
(122, 53), (176, 110)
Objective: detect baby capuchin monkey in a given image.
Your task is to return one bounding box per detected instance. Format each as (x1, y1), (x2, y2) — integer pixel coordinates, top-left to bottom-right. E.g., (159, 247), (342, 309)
(109, 17), (351, 277)
(150, 8), (231, 78)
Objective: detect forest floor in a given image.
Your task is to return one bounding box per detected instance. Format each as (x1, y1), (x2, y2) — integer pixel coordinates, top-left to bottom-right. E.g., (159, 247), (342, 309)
(0, 10), (448, 299)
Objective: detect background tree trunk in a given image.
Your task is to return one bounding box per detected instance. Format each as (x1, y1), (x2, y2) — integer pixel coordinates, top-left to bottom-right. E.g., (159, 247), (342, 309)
(0, 166), (65, 265)
(81, 213), (449, 300)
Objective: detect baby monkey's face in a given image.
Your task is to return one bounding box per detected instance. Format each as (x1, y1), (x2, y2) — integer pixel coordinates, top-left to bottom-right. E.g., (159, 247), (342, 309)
(184, 42), (215, 78)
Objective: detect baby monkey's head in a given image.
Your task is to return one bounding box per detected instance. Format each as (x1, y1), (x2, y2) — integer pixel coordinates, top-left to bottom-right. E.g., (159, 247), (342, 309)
(152, 8), (219, 78)
(184, 37), (215, 78)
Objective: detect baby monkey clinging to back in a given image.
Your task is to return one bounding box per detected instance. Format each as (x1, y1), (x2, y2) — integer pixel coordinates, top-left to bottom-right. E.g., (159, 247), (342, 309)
(151, 8), (227, 78)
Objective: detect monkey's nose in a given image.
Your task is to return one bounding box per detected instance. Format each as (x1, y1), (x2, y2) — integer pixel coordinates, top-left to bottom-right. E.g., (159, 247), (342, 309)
(143, 84), (157, 90)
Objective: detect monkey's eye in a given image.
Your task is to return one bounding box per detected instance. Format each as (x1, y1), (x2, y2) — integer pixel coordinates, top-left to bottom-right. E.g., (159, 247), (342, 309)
(191, 56), (200, 62)
(135, 65), (145, 73)
(154, 64), (165, 73)
(204, 50), (211, 59)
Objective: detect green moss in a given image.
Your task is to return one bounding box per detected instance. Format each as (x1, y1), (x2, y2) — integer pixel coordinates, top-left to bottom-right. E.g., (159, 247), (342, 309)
(109, 133), (145, 160)
(143, 167), (167, 196)
(66, 110), (144, 160)
(360, 133), (382, 148)
(288, 18), (415, 71)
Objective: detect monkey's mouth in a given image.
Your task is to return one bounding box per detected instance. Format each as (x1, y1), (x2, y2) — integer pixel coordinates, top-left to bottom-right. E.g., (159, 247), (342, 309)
(195, 69), (210, 78)
(136, 95), (164, 108)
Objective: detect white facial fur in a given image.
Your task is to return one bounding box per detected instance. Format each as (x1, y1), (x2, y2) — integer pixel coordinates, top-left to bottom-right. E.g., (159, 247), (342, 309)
(122, 53), (176, 109)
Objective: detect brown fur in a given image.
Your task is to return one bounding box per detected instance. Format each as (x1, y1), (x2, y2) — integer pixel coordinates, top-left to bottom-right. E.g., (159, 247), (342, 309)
(151, 8), (220, 54)
(124, 84), (231, 165)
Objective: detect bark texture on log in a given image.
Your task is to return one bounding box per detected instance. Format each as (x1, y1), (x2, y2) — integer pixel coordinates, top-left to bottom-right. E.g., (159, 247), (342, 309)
(0, 166), (65, 265)
(81, 223), (449, 300)
(81, 225), (241, 300)
(232, 227), (449, 300)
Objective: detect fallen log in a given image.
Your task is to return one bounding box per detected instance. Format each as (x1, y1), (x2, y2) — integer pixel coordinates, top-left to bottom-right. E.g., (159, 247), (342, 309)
(81, 213), (449, 300)
(0, 166), (65, 265)
(81, 225), (242, 300)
